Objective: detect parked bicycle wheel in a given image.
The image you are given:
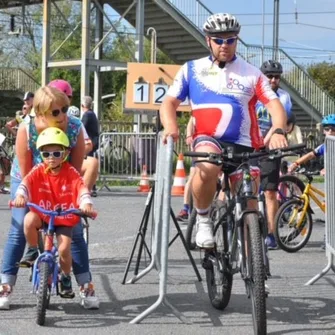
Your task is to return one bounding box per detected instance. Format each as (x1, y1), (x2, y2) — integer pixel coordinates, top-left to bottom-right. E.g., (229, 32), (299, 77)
(205, 200), (232, 310)
(277, 175), (305, 204)
(108, 146), (131, 174)
(36, 262), (51, 326)
(185, 209), (197, 251)
(245, 213), (266, 335)
(274, 198), (313, 252)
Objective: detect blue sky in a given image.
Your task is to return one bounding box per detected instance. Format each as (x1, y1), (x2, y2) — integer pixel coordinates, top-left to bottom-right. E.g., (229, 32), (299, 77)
(200, 0), (335, 64)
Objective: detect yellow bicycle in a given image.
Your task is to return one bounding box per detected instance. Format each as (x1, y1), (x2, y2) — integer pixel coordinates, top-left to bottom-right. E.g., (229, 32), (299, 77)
(274, 169), (325, 252)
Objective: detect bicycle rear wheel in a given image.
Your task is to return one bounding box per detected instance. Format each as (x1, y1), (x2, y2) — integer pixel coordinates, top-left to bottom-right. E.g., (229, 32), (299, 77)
(108, 146), (131, 174)
(274, 198), (313, 252)
(205, 200), (232, 310)
(245, 213), (266, 335)
(36, 262), (51, 326)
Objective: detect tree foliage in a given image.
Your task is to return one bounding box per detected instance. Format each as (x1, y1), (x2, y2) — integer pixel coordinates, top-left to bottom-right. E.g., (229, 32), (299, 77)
(306, 62), (335, 99)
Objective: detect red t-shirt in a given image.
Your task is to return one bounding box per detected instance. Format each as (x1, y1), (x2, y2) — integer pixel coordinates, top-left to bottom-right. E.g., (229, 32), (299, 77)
(21, 162), (90, 226)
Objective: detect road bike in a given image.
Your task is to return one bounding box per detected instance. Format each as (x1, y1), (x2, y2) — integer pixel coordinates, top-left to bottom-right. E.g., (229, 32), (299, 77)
(274, 169), (324, 252)
(11, 202), (96, 326)
(184, 143), (305, 335)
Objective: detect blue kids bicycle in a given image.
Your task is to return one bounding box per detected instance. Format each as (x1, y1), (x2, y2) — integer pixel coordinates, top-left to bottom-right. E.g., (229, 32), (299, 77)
(11, 202), (96, 326)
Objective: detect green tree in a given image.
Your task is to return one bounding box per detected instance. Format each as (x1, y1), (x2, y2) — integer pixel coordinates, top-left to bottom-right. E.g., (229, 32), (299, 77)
(307, 62), (335, 99)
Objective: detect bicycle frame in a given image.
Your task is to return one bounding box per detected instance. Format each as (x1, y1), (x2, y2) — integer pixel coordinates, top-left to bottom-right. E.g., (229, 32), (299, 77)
(303, 183), (325, 213)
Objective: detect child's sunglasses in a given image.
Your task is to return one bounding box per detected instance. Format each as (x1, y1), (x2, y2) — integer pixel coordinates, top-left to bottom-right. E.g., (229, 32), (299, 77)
(210, 36), (238, 46)
(41, 151), (64, 159)
(323, 126), (335, 132)
(49, 106), (69, 117)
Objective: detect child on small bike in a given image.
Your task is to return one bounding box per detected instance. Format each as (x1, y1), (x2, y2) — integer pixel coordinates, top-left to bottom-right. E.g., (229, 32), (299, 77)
(288, 114), (335, 174)
(13, 127), (94, 298)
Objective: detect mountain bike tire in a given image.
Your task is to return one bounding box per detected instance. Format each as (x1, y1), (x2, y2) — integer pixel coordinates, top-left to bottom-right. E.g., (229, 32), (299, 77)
(245, 213), (267, 335)
(205, 200), (232, 310)
(185, 209), (197, 251)
(36, 262), (50, 326)
(274, 198), (313, 252)
(277, 175), (305, 204)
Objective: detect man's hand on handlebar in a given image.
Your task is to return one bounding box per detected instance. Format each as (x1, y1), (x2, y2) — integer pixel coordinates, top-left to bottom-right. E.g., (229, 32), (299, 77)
(268, 133), (288, 150)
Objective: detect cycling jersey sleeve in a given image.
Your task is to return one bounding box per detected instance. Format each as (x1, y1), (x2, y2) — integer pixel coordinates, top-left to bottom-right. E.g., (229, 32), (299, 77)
(254, 74), (278, 105)
(166, 63), (189, 102)
(314, 143), (325, 157)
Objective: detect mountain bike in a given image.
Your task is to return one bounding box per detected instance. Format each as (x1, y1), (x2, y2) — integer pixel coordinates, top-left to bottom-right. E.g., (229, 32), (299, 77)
(11, 202), (97, 326)
(185, 158), (306, 251)
(184, 143), (305, 335)
(274, 169), (324, 252)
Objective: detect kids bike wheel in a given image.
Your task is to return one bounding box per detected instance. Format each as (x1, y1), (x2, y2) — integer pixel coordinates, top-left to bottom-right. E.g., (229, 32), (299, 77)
(274, 199), (313, 253)
(185, 209), (197, 251)
(205, 200), (232, 310)
(245, 213), (267, 335)
(36, 262), (50, 326)
(277, 175), (305, 205)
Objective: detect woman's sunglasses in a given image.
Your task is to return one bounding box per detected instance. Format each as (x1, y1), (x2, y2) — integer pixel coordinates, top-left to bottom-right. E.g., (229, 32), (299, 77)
(49, 106), (69, 117)
(210, 36), (238, 46)
(41, 151), (64, 159)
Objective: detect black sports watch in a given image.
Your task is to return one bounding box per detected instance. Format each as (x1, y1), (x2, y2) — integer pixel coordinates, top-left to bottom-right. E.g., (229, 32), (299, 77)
(272, 128), (285, 136)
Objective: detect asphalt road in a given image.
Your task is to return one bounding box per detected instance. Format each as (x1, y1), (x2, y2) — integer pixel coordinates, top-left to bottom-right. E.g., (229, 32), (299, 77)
(0, 185), (334, 335)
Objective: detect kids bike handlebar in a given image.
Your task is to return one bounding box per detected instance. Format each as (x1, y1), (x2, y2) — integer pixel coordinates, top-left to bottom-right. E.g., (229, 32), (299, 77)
(9, 201), (98, 220)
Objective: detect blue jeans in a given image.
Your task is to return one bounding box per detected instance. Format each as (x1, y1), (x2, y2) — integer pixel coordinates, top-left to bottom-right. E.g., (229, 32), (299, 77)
(1, 177), (91, 286)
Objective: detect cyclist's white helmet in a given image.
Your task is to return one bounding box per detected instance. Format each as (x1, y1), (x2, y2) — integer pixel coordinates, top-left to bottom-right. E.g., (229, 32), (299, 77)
(203, 13), (241, 36)
(67, 105), (80, 118)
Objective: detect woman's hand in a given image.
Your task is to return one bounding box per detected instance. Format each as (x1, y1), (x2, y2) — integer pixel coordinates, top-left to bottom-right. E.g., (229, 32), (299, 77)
(13, 195), (27, 207)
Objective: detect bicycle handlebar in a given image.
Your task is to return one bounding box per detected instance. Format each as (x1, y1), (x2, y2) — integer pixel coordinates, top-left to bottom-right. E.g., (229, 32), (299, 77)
(9, 201), (97, 220)
(184, 143), (306, 161)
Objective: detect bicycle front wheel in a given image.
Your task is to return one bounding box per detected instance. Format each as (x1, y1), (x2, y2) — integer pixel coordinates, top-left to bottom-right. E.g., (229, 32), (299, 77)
(205, 200), (232, 310)
(36, 262), (51, 326)
(185, 209), (197, 250)
(274, 198), (313, 252)
(109, 146), (131, 174)
(245, 213), (266, 335)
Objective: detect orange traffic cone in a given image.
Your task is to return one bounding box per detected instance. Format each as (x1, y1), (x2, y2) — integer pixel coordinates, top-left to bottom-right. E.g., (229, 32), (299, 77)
(138, 165), (150, 193)
(172, 153), (186, 196)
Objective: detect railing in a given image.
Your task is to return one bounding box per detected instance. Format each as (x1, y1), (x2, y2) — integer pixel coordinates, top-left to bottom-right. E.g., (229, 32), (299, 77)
(167, 0), (335, 116)
(0, 68), (39, 93)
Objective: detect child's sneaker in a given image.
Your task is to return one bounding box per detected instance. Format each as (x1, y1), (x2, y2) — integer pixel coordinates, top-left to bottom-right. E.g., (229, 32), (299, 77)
(265, 234), (278, 250)
(79, 283), (100, 309)
(19, 247), (39, 267)
(0, 285), (12, 310)
(59, 274), (75, 299)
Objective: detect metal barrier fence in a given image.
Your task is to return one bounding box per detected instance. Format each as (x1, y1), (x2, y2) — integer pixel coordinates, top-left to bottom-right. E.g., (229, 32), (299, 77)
(97, 132), (157, 189)
(128, 135), (189, 324)
(306, 135), (335, 285)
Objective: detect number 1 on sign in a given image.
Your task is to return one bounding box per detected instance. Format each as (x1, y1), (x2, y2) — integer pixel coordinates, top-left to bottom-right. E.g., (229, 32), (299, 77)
(133, 83), (149, 103)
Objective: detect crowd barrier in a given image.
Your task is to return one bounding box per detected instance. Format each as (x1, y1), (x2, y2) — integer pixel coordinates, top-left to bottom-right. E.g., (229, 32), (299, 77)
(97, 132), (157, 190)
(306, 135), (335, 285)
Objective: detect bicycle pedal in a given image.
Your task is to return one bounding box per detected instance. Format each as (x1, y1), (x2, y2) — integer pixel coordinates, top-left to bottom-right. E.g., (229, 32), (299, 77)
(16, 261), (33, 268)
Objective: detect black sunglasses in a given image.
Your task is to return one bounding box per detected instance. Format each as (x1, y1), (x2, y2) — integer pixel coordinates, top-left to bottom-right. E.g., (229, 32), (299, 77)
(267, 74), (281, 80)
(323, 126), (335, 132)
(41, 151), (64, 159)
(49, 106), (69, 117)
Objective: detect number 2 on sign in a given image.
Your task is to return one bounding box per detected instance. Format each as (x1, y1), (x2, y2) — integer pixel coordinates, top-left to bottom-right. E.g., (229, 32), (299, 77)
(133, 83), (149, 103)
(153, 84), (168, 104)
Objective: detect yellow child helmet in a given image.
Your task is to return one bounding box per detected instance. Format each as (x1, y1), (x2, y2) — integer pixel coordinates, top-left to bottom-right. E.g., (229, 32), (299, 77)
(36, 127), (70, 150)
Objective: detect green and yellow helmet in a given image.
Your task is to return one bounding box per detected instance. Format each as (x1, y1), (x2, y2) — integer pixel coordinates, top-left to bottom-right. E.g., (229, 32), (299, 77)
(36, 127), (69, 150)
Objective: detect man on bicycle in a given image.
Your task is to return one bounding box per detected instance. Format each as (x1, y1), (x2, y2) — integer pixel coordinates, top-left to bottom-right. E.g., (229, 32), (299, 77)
(256, 60), (293, 249)
(160, 13), (288, 249)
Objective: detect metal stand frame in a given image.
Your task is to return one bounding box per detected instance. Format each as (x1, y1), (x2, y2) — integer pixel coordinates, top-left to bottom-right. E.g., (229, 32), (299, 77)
(305, 253), (335, 286)
(122, 136), (200, 324)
